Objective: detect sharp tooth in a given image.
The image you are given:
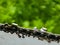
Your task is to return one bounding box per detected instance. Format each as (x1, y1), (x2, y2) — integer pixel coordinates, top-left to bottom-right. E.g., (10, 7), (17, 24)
(12, 23), (18, 26)
(40, 27), (47, 33)
(33, 27), (38, 31)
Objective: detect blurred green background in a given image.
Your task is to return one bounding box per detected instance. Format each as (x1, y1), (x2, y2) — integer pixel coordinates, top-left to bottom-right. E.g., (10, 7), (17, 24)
(0, 0), (60, 34)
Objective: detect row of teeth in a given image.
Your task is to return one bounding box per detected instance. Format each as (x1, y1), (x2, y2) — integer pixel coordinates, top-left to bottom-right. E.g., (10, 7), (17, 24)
(0, 23), (60, 43)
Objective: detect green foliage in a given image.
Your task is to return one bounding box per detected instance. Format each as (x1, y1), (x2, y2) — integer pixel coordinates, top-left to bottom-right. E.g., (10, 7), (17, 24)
(0, 0), (60, 34)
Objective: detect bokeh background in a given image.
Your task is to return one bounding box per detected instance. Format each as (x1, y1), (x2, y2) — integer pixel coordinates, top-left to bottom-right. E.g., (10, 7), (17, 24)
(0, 0), (60, 34)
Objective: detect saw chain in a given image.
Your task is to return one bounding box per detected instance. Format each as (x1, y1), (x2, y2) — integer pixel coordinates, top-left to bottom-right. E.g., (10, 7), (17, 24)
(0, 23), (60, 43)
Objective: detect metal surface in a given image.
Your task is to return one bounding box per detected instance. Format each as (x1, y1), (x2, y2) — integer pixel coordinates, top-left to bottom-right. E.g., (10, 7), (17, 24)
(0, 31), (60, 45)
